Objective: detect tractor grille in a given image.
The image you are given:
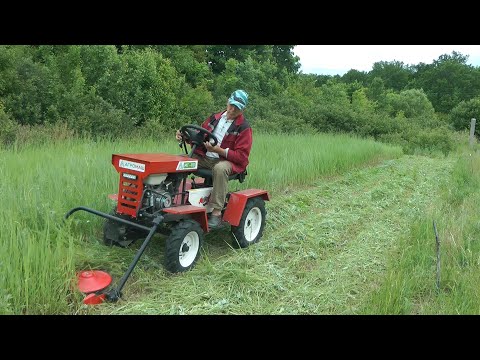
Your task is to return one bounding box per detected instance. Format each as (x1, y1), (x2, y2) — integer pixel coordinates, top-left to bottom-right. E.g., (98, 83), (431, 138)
(117, 176), (142, 217)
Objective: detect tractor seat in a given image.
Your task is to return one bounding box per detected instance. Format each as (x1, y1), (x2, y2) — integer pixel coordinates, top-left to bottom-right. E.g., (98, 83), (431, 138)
(194, 168), (247, 183)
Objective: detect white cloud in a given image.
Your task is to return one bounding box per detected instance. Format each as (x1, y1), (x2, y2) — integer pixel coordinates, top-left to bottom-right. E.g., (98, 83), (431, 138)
(293, 45), (480, 76)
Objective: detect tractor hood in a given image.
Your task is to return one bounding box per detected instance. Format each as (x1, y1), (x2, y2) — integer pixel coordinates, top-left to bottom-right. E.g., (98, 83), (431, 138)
(112, 153), (198, 175)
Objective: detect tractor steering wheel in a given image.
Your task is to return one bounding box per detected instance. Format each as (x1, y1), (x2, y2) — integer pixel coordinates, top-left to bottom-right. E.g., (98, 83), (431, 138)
(180, 124), (218, 147)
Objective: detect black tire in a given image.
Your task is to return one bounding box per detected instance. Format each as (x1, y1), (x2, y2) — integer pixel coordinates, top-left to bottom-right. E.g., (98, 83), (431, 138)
(165, 219), (204, 273)
(231, 197), (266, 248)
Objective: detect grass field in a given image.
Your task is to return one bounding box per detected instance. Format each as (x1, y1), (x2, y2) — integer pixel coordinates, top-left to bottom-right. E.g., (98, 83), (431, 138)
(7, 133), (478, 314)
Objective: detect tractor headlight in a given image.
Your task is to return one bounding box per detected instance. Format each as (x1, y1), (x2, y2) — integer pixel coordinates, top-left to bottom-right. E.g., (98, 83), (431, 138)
(123, 173), (137, 180)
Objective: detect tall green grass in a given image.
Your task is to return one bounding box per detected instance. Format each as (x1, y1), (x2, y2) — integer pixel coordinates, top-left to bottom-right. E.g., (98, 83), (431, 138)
(0, 133), (402, 314)
(247, 133), (403, 193)
(359, 145), (480, 314)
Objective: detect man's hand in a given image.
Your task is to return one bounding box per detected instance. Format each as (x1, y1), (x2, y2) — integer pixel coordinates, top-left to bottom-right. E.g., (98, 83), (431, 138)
(175, 130), (183, 141)
(204, 141), (218, 153)
(204, 141), (227, 158)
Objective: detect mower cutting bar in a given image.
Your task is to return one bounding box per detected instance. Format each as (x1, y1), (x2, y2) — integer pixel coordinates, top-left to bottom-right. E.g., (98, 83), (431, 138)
(64, 206), (151, 232)
(105, 214), (164, 302)
(65, 206), (165, 303)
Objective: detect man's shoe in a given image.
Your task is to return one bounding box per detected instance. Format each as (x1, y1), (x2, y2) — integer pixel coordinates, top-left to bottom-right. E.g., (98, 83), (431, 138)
(208, 215), (222, 228)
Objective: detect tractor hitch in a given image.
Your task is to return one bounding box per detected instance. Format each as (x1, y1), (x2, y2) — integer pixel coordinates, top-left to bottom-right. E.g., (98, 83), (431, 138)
(65, 206), (152, 232)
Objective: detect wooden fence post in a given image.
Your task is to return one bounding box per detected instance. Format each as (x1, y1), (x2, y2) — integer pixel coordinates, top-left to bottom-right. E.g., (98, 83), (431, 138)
(469, 118), (476, 146)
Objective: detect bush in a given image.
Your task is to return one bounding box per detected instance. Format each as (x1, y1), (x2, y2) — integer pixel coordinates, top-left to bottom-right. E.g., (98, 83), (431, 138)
(177, 85), (215, 127)
(253, 114), (316, 134)
(381, 125), (455, 156)
(449, 97), (480, 135)
(384, 89), (436, 123)
(64, 92), (134, 137)
(0, 102), (17, 146)
(13, 122), (76, 149)
(307, 102), (356, 133)
(357, 112), (399, 139)
(140, 119), (173, 140)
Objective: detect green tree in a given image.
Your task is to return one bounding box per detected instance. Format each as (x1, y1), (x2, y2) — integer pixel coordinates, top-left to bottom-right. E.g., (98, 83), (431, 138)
(96, 48), (182, 127)
(366, 76), (386, 106)
(2, 53), (57, 125)
(79, 45), (120, 87)
(145, 46), (213, 88)
(411, 51), (480, 114)
(351, 87), (375, 113)
(369, 60), (413, 91)
(341, 69), (368, 86)
(272, 45), (301, 74)
(206, 45), (299, 75)
(309, 74), (334, 87)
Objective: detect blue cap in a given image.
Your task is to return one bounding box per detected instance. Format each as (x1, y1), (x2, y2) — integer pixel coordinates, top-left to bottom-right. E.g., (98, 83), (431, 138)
(228, 90), (248, 110)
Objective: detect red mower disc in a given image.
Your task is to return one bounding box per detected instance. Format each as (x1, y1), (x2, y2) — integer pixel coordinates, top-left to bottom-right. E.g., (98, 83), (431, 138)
(77, 270), (112, 294)
(83, 293), (107, 305)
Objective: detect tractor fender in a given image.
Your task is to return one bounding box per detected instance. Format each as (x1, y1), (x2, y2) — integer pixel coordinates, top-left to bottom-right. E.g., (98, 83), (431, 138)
(162, 205), (209, 232)
(223, 189), (270, 226)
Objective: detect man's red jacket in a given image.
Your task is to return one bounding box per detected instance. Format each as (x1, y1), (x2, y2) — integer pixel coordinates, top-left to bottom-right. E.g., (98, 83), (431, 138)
(194, 110), (252, 174)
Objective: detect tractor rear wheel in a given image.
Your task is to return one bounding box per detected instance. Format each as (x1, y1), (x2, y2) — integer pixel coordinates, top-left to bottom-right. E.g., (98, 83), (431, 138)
(165, 219), (204, 273)
(231, 197), (266, 248)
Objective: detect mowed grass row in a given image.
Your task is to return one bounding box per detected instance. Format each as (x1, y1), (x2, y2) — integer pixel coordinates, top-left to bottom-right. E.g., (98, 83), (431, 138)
(95, 154), (452, 315)
(359, 145), (480, 314)
(0, 133), (402, 314)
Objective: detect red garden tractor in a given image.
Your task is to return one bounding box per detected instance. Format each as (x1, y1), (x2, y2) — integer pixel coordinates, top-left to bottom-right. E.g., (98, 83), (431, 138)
(65, 124), (269, 305)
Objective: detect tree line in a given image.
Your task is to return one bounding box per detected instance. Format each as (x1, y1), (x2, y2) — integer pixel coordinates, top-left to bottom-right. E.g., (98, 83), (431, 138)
(1, 45), (479, 154)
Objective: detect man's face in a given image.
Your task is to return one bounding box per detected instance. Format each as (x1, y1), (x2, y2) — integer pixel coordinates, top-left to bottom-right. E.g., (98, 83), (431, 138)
(226, 103), (242, 120)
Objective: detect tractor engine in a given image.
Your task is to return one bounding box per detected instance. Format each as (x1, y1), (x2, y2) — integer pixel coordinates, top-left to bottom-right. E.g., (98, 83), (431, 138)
(105, 173), (181, 248)
(141, 173), (180, 213)
(144, 186), (172, 211)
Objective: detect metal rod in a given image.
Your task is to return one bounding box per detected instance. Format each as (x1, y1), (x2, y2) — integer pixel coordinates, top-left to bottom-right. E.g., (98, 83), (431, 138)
(106, 215), (164, 301)
(433, 220), (441, 292)
(64, 206), (151, 232)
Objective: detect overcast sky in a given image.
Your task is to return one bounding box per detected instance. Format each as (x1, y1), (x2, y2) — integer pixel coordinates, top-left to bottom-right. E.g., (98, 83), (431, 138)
(293, 45), (480, 76)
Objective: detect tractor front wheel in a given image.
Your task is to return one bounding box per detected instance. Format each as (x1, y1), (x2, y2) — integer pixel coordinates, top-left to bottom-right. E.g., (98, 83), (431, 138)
(231, 197), (266, 248)
(165, 219), (204, 273)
